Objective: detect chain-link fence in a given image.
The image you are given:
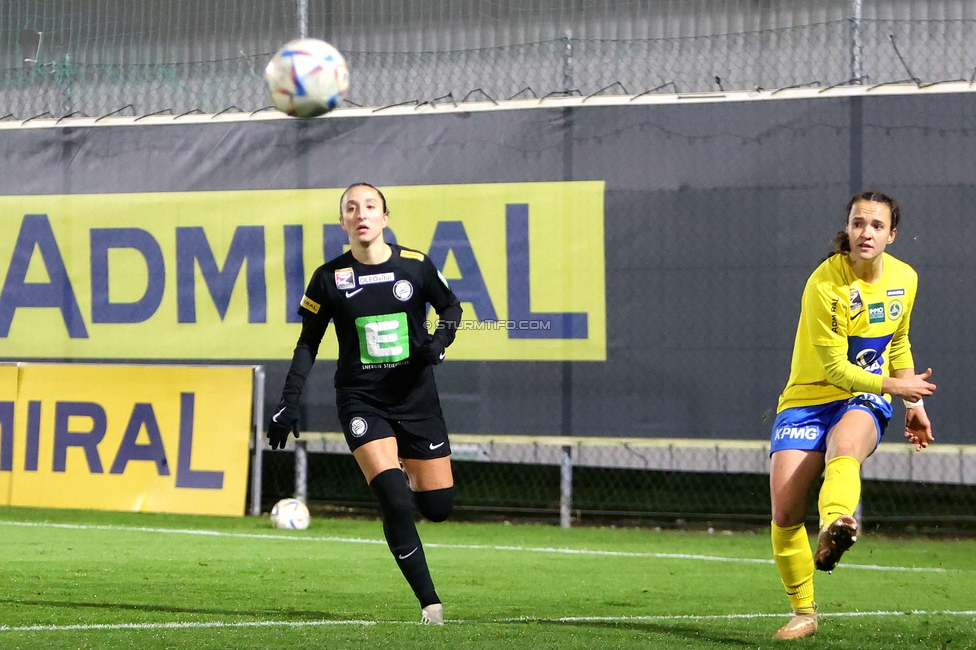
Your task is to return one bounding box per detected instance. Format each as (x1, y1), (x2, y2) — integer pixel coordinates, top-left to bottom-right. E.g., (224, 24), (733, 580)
(253, 436), (976, 530)
(4, 0), (976, 117)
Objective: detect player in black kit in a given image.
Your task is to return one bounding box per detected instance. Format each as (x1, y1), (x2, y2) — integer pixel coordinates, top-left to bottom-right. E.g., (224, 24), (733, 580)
(267, 183), (462, 625)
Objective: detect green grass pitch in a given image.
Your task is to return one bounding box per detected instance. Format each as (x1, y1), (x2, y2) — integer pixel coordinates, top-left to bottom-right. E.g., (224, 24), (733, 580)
(1, 506), (974, 649)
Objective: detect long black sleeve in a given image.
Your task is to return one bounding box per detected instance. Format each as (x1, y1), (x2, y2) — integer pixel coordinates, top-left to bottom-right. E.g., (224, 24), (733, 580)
(280, 316), (329, 401)
(423, 256), (462, 350)
(431, 301), (462, 350)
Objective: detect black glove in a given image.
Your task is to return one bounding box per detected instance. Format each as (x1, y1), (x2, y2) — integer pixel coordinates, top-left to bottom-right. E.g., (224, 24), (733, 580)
(267, 397), (300, 450)
(420, 336), (446, 366)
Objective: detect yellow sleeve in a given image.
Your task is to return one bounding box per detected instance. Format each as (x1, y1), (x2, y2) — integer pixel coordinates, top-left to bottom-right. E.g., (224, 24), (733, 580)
(803, 278), (847, 347)
(814, 345), (885, 394)
(887, 277), (917, 372)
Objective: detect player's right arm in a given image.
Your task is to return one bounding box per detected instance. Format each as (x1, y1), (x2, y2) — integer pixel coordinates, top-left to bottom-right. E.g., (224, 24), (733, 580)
(268, 273), (333, 449)
(803, 276), (880, 394)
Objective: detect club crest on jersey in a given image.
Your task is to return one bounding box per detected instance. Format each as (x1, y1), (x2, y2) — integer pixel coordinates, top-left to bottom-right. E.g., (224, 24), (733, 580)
(850, 288), (863, 312)
(393, 279), (414, 301)
(334, 268), (355, 290)
(888, 299), (903, 320)
(350, 417), (368, 438)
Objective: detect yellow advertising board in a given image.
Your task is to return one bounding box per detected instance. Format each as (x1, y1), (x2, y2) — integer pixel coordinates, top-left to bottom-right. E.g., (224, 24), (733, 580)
(0, 182), (605, 360)
(2, 363), (252, 516)
(0, 363), (16, 505)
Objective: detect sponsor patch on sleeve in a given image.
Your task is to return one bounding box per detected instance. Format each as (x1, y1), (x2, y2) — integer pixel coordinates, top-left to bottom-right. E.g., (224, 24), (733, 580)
(437, 270), (450, 289)
(334, 268), (355, 290)
(300, 295), (321, 314)
(400, 249), (425, 261)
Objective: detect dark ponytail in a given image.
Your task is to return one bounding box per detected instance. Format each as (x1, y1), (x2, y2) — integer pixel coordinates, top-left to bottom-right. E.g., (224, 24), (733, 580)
(827, 191), (901, 258)
(829, 230), (851, 257)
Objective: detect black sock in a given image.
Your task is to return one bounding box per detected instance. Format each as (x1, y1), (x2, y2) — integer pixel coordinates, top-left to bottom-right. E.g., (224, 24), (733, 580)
(415, 486), (454, 522)
(369, 468), (440, 607)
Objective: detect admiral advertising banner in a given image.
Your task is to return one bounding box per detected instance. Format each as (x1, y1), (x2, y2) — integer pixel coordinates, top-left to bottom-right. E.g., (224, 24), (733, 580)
(0, 363), (252, 515)
(0, 364), (16, 505)
(0, 182), (605, 361)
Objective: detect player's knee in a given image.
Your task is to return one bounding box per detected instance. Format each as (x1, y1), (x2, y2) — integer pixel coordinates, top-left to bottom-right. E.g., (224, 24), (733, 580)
(414, 486), (454, 522)
(369, 468), (414, 521)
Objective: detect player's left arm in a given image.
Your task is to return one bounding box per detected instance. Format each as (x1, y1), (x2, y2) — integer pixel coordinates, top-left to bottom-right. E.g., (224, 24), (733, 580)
(891, 367), (934, 451)
(421, 257), (463, 364)
(887, 275), (933, 450)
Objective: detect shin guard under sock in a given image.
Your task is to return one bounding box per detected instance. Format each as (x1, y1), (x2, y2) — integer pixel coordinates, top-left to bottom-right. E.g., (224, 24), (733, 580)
(369, 468), (440, 607)
(771, 522), (816, 614)
(818, 455), (861, 530)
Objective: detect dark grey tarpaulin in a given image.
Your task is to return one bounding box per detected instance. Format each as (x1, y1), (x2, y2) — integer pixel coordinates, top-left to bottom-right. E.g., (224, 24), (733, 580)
(1, 92), (974, 443)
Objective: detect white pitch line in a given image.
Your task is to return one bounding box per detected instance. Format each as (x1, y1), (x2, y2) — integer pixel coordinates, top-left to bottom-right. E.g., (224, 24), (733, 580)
(495, 609), (976, 624)
(0, 520), (954, 573)
(2, 610), (975, 634)
(0, 620), (376, 633)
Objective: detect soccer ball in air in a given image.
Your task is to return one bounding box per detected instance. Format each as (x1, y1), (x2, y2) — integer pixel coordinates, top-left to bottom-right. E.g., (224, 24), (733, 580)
(270, 498), (311, 530)
(264, 38), (350, 118)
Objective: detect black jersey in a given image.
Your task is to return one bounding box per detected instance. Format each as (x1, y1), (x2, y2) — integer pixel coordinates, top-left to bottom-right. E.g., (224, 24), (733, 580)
(297, 245), (462, 420)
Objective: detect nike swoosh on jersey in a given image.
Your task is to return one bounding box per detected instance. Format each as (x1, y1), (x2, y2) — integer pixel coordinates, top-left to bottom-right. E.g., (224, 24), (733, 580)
(272, 407), (286, 422)
(398, 547), (418, 560)
(345, 288), (364, 298)
(429, 442), (445, 450)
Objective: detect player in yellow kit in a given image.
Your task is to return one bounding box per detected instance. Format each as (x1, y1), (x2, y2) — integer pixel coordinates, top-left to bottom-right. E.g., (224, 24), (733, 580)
(768, 191), (936, 640)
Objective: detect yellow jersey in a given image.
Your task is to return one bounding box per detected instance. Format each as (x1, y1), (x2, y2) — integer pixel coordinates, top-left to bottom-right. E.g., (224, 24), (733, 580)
(777, 252), (917, 412)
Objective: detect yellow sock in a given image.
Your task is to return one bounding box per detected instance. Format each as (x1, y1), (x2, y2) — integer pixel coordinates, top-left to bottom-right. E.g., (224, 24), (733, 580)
(771, 522), (815, 614)
(818, 455), (861, 530)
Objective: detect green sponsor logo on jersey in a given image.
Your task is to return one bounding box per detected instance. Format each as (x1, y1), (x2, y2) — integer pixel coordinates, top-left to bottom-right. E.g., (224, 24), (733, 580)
(868, 302), (886, 324)
(356, 313), (410, 364)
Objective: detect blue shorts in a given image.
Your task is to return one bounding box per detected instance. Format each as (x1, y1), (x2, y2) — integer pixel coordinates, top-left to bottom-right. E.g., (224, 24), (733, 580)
(770, 394), (892, 454)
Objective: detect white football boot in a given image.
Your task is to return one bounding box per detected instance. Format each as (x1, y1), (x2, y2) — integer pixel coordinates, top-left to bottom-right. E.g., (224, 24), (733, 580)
(421, 603), (444, 626)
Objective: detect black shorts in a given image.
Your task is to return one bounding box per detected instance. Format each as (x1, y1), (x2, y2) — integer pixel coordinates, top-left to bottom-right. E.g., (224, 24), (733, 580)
(340, 413), (451, 460)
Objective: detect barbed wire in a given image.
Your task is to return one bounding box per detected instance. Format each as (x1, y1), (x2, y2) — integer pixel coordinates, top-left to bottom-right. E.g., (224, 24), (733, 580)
(3, 19), (976, 118)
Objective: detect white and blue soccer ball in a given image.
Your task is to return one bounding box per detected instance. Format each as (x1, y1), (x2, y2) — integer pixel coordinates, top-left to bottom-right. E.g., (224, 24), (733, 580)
(264, 38), (350, 118)
(270, 497), (311, 530)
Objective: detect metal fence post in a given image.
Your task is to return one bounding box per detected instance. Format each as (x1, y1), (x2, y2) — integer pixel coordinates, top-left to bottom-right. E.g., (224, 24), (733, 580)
(297, 0), (308, 39)
(562, 30), (573, 92)
(295, 439), (308, 503)
(560, 445), (573, 528)
(249, 365), (265, 516)
(850, 0), (864, 82)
